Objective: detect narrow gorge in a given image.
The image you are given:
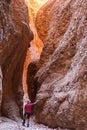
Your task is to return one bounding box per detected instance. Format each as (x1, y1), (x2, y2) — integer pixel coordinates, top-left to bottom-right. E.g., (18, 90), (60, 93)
(0, 0), (87, 130)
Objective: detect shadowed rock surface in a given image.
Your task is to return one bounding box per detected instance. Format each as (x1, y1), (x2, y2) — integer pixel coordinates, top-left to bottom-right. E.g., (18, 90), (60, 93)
(0, 67), (2, 115)
(0, 0), (33, 120)
(34, 0), (87, 129)
(27, 61), (40, 102)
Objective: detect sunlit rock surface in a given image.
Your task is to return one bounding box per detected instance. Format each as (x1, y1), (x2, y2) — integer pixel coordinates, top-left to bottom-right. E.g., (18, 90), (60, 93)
(35, 0), (87, 129)
(26, 0), (48, 21)
(35, 0), (72, 66)
(0, 0), (33, 120)
(35, 0), (55, 43)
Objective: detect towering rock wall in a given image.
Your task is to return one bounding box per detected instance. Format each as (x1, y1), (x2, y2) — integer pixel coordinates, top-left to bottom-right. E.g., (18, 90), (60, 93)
(0, 0), (33, 120)
(35, 0), (87, 129)
(35, 0), (55, 43)
(35, 0), (72, 66)
(0, 67), (2, 115)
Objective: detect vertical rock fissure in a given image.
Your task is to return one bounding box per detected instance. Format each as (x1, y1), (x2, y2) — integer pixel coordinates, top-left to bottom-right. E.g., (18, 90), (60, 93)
(23, 0), (48, 102)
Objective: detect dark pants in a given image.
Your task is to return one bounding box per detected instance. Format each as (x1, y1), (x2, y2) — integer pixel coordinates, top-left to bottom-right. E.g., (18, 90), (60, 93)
(22, 112), (30, 126)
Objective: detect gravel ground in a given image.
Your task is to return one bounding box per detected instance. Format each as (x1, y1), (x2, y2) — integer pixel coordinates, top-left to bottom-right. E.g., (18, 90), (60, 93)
(0, 116), (70, 130)
(0, 116), (57, 130)
(20, 116), (57, 130)
(0, 117), (19, 130)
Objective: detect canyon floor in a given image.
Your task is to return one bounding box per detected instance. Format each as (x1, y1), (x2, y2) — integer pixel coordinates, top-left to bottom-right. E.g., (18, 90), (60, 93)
(0, 116), (57, 130)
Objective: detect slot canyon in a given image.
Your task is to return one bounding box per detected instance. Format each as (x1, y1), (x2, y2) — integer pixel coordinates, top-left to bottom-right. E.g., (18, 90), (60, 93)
(0, 0), (87, 130)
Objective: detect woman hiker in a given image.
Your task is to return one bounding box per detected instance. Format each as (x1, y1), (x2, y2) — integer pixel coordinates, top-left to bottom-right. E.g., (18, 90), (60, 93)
(22, 100), (38, 127)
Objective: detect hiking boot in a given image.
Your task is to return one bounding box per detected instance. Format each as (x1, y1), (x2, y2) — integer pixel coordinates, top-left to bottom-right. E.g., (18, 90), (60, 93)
(22, 121), (25, 126)
(27, 124), (29, 127)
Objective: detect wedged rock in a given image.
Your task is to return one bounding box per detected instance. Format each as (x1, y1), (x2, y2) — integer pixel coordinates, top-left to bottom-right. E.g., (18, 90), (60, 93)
(35, 0), (87, 129)
(0, 0), (33, 120)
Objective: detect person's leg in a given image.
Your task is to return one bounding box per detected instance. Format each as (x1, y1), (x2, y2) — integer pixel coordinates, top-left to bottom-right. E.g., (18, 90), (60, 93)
(27, 119), (29, 127)
(27, 113), (30, 127)
(22, 113), (26, 126)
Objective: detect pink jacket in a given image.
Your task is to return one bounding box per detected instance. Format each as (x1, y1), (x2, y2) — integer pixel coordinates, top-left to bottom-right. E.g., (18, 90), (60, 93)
(25, 103), (34, 113)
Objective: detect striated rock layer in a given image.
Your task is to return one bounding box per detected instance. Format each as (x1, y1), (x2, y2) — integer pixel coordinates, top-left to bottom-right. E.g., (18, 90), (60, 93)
(0, 0), (33, 120)
(35, 0), (87, 129)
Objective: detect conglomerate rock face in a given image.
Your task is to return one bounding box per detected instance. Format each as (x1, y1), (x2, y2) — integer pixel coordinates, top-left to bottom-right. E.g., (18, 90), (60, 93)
(0, 0), (33, 120)
(35, 0), (87, 129)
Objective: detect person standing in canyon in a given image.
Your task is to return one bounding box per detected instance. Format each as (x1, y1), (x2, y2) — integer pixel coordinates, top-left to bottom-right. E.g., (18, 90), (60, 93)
(22, 100), (38, 127)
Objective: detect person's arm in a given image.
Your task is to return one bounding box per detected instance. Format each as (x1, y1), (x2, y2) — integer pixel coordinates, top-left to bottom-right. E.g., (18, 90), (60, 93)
(33, 100), (38, 105)
(23, 104), (26, 114)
